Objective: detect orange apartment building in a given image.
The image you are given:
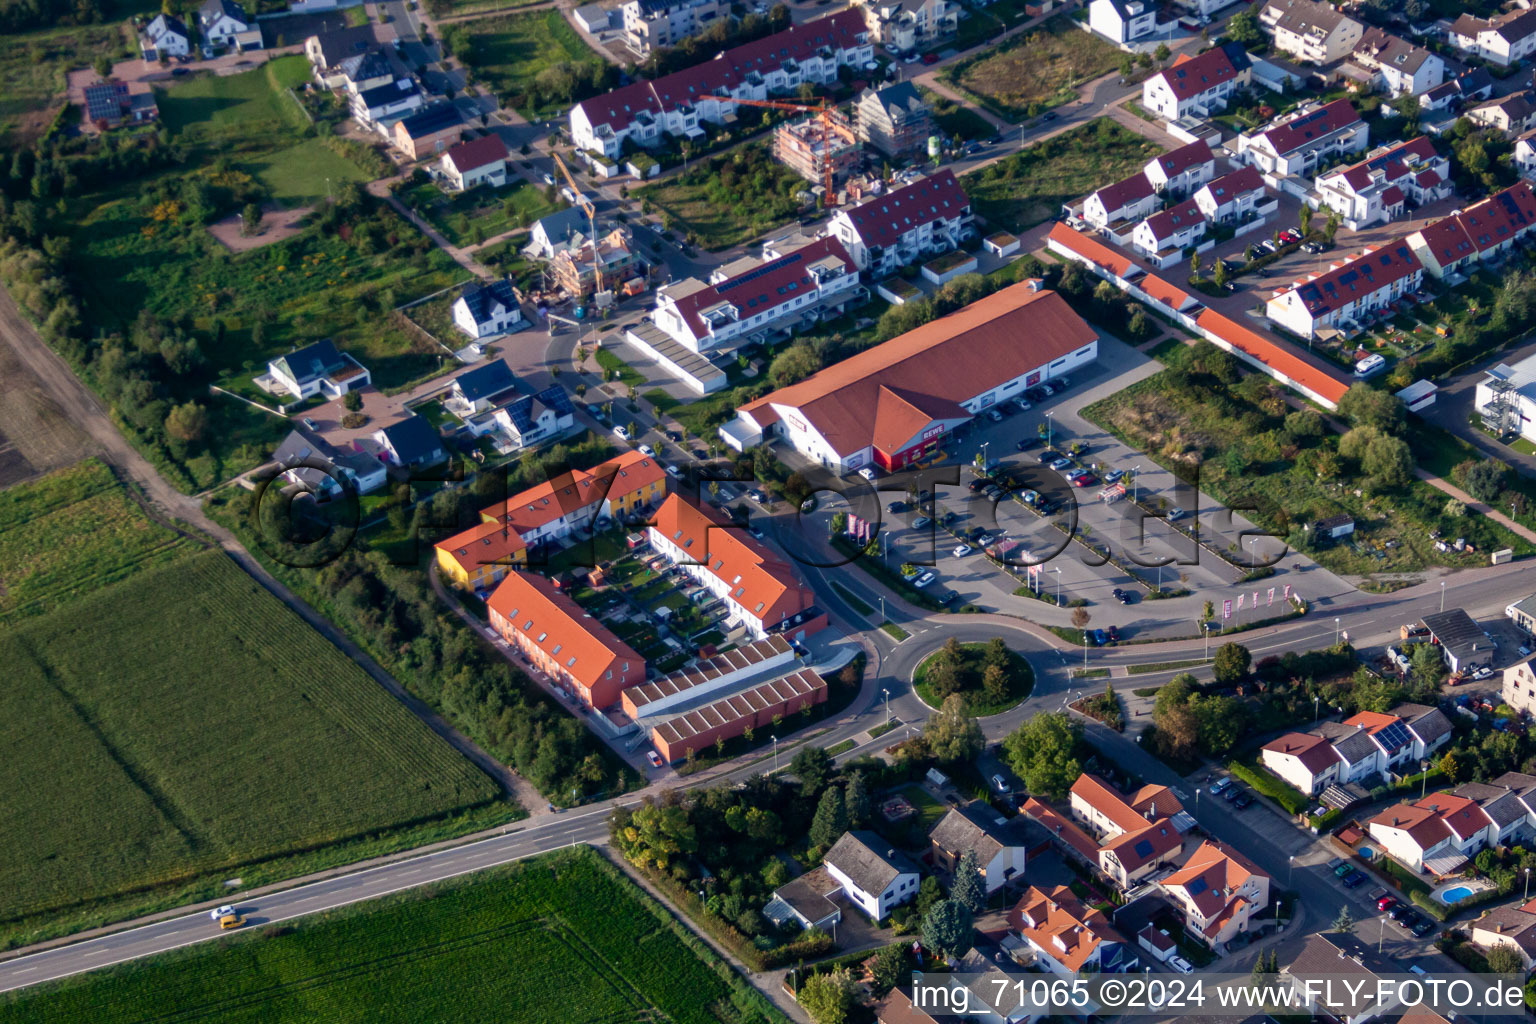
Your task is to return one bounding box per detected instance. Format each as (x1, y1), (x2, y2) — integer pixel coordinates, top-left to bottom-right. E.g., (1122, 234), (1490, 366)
(486, 570), (645, 709)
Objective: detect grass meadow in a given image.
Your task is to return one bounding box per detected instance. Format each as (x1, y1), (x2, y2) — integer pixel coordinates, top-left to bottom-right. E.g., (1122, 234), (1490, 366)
(943, 15), (1122, 120)
(0, 850), (787, 1024)
(461, 10), (605, 118)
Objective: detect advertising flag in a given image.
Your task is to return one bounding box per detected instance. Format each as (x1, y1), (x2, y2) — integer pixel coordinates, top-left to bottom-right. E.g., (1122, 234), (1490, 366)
(1223, 599), (1232, 619)
(1267, 587), (1275, 606)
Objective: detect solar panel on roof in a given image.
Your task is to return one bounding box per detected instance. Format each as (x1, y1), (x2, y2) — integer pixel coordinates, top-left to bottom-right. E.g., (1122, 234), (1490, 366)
(1133, 839), (1153, 857)
(717, 252), (803, 293)
(1376, 720), (1412, 750)
(1187, 876), (1208, 895)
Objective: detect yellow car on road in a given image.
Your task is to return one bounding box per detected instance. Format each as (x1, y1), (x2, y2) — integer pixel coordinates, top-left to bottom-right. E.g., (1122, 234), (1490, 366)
(218, 913), (245, 930)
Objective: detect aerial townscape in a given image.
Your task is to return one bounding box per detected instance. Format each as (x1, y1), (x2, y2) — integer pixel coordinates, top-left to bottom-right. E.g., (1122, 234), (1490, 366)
(16, 0), (1536, 1019)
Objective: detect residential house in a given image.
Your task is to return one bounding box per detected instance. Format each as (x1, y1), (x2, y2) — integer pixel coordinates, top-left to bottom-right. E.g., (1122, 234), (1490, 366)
(435, 520), (528, 593)
(1285, 933), (1405, 1023)
(486, 570), (644, 708)
(1260, 732), (1343, 797)
(198, 0), (262, 50)
(1309, 136), (1450, 230)
(855, 82), (934, 160)
(453, 279), (525, 339)
(351, 78), (424, 130)
(1143, 139), (1217, 197)
(369, 414), (445, 470)
(1131, 197), (1207, 269)
(551, 229), (643, 299)
(1068, 774), (1188, 886)
(271, 429), (387, 498)
(1088, 0), (1164, 45)
(1021, 797), (1102, 867)
(1008, 885), (1138, 975)
(1260, 704), (1454, 795)
(873, 989), (940, 1024)
(621, 0), (725, 57)
(1450, 8), (1536, 68)
(1515, 130), (1536, 183)
(489, 385), (576, 450)
(264, 339), (371, 400)
(650, 238), (859, 355)
(527, 208), (592, 260)
(1264, 239), (1423, 339)
(569, 10), (872, 160)
(1368, 791), (1495, 875)
(1471, 90), (1536, 137)
(822, 831), (922, 921)
(139, 14), (190, 59)
(763, 866), (843, 933)
(1470, 899), (1536, 971)
(1258, 0), (1363, 65)
(852, 0), (955, 52)
(1506, 592), (1536, 635)
(444, 360), (518, 420)
(1417, 68), (1493, 118)
(827, 170), (972, 276)
(1420, 608), (1496, 673)
(82, 80), (159, 127)
(1099, 819), (1182, 887)
(392, 102), (463, 161)
(338, 50), (395, 96)
(1082, 172), (1159, 242)
(1237, 99), (1368, 179)
(647, 494), (825, 641)
(1194, 166), (1272, 225)
(1407, 182), (1536, 279)
(1504, 660), (1536, 717)
(724, 280), (1097, 472)
(1346, 28), (1442, 99)
(773, 109), (859, 187)
(440, 134), (509, 192)
(1141, 44), (1251, 122)
(928, 805), (1027, 894)
(306, 25), (398, 88)
(476, 448), (668, 550)
(1159, 841), (1271, 951)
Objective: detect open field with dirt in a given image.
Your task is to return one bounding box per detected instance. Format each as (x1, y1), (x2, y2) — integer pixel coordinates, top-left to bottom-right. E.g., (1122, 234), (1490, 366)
(0, 338), (93, 490)
(0, 849), (786, 1024)
(943, 15), (1122, 119)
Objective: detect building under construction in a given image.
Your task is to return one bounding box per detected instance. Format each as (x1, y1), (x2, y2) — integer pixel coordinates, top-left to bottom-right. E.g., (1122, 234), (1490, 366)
(772, 109), (860, 189)
(550, 228), (644, 300)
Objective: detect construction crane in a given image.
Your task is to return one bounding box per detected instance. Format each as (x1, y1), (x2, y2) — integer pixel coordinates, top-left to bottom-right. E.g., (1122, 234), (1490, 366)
(703, 95), (845, 206)
(550, 150), (608, 307)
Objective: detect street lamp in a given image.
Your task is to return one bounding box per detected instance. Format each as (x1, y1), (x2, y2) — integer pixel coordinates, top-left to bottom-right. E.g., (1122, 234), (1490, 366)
(1333, 616), (1340, 646)
(1051, 567), (1062, 606)
(882, 687), (891, 726)
(1421, 759), (1429, 799)
(979, 441), (990, 470)
(1440, 580), (1446, 613)
(1194, 787), (1201, 816)
(880, 595), (886, 623)
(1313, 695), (1320, 722)
(1045, 411), (1054, 450)
(771, 735), (778, 774)
(1288, 854), (1294, 889)
(1526, 867), (1532, 901)
(1131, 464), (1141, 503)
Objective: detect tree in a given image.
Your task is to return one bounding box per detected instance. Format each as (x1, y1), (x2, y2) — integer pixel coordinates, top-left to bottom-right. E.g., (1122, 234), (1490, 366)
(927, 694), (984, 763)
(869, 944), (907, 997)
(981, 663), (1010, 706)
(1440, 751), (1462, 784)
(614, 797), (697, 870)
(1119, 54), (1134, 78)
(1487, 945), (1526, 976)
(1460, 459), (1508, 502)
(915, 875), (944, 918)
(342, 390), (363, 412)
(1212, 642), (1252, 684)
(1071, 606), (1091, 632)
(1284, 409), (1324, 440)
(1212, 257), (1228, 289)
(1227, 8), (1262, 45)
(164, 402), (207, 444)
(1154, 42), (1170, 62)
(798, 967), (857, 1024)
(952, 850), (986, 914)
(921, 899), (974, 960)
(809, 786), (848, 849)
(791, 746), (834, 795)
(1362, 435), (1412, 490)
(1002, 712), (1082, 799)
(1411, 642), (1446, 686)
(1190, 249), (1202, 278)
(1299, 205), (1313, 237)
(1202, 600), (1215, 626)
(1337, 383), (1406, 435)
(1332, 906), (1355, 933)
(93, 54), (112, 79)
(845, 770), (870, 828)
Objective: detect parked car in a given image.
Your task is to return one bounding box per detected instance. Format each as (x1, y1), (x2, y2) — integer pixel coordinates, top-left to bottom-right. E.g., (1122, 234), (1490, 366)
(1054, 375), (1072, 390)
(1050, 457), (1073, 471)
(912, 516), (932, 529)
(859, 467), (876, 481)
(1167, 506), (1187, 521)
(613, 424), (630, 440)
(1222, 784), (1243, 802)
(637, 443), (655, 456)
(953, 544), (973, 557)
(1232, 792), (1253, 809)
(1103, 468), (1124, 483)
(1106, 625), (1119, 642)
(1279, 229), (1301, 243)
(1342, 870), (1368, 888)
(1013, 399), (1032, 412)
(1377, 896), (1397, 912)
(1167, 955), (1193, 974)
(1016, 437), (1040, 451)
(1064, 468), (1089, 481)
(646, 750), (663, 768)
(1072, 474), (1097, 487)
(1112, 587), (1131, 605)
(1209, 776), (1233, 795)
(1410, 917), (1434, 937)
(1037, 451), (1059, 464)
(889, 501), (907, 513)
(1334, 863), (1355, 877)
(1388, 903), (1412, 921)
(987, 409), (1003, 422)
(922, 51), (939, 64)
(969, 478), (994, 492)
(1091, 628), (1108, 646)
(990, 773), (1009, 793)
(913, 571), (936, 588)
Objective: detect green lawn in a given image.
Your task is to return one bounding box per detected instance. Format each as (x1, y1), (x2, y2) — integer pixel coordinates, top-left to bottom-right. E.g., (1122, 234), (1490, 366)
(942, 15), (1122, 120)
(0, 460), (193, 623)
(243, 137), (375, 205)
(158, 56), (313, 139)
(913, 641), (1034, 715)
(0, 16), (137, 145)
(962, 117), (1162, 232)
(634, 144), (807, 250)
(399, 178), (560, 247)
(0, 850), (785, 1024)
(0, 469), (505, 947)
(459, 10), (607, 118)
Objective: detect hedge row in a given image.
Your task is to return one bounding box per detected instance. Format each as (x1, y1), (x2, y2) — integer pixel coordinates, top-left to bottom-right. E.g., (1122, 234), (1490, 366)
(1228, 760), (1309, 815)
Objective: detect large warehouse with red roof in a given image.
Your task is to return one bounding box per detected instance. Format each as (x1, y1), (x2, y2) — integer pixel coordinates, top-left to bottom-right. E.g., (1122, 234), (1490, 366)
(721, 280), (1098, 473)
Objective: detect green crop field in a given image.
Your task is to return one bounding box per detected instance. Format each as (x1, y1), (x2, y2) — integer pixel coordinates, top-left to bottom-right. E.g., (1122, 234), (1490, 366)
(0, 460), (194, 622)
(0, 507), (503, 945)
(0, 849), (787, 1024)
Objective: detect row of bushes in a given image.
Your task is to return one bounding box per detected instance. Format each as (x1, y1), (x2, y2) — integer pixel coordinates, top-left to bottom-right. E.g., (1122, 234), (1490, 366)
(1227, 759), (1309, 815)
(637, 866), (835, 972)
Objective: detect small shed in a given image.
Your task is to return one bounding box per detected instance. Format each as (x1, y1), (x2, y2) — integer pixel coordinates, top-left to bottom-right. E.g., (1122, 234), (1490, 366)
(1310, 513), (1355, 540)
(983, 232), (1020, 258)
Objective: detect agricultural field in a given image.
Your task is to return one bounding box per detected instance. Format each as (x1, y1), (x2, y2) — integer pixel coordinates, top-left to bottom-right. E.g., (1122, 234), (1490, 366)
(0, 16), (136, 145)
(0, 850), (786, 1024)
(962, 117), (1161, 231)
(456, 10), (608, 119)
(0, 460), (192, 622)
(942, 15), (1121, 119)
(0, 495), (504, 946)
(1082, 340), (1525, 575)
(398, 178), (561, 248)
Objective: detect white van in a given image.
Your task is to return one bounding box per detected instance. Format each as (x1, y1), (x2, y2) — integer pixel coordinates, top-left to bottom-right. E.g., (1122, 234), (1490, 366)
(1354, 354), (1386, 377)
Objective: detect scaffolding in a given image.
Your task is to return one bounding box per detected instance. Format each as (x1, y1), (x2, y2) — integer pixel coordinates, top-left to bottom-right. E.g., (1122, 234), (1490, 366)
(1482, 377), (1521, 437)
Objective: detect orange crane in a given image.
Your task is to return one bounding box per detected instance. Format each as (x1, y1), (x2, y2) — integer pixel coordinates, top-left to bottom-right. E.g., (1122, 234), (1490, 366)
(702, 95), (846, 205)
(551, 150), (606, 304)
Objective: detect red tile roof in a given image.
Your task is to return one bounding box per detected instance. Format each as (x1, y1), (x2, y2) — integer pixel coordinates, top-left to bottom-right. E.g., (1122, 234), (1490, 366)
(1021, 798), (1099, 861)
(1420, 792), (1494, 841)
(1140, 274), (1196, 311)
(487, 570), (643, 704)
(1197, 166), (1265, 208)
(1088, 171), (1155, 216)
(1008, 885), (1123, 972)
(573, 9), (867, 134)
(1453, 181), (1536, 254)
(1155, 47), (1242, 102)
(1195, 309), (1351, 406)
(1162, 841), (1267, 935)
(1150, 138), (1215, 178)
(1331, 136), (1438, 192)
(1282, 240), (1421, 316)
(435, 518), (527, 577)
(1256, 99), (1361, 157)
(667, 237), (855, 340)
(1101, 818), (1181, 872)
(1046, 222), (1134, 277)
(442, 133), (508, 173)
(1262, 732), (1343, 774)
(1369, 801), (1452, 850)
(839, 170), (969, 249)
(740, 280), (1096, 459)
(481, 449), (666, 535)
(1140, 197), (1204, 246)
(649, 494), (817, 629)
(1071, 773), (1154, 835)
